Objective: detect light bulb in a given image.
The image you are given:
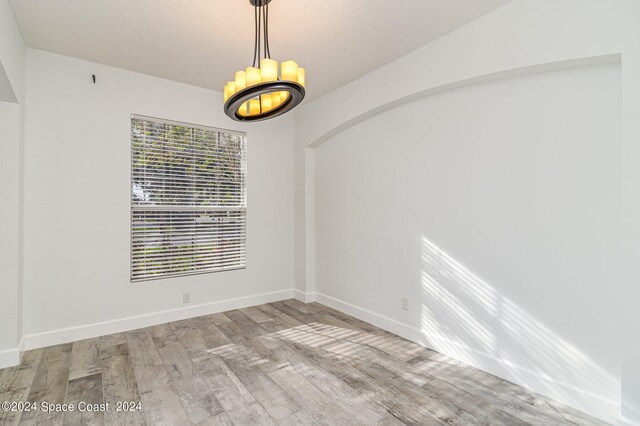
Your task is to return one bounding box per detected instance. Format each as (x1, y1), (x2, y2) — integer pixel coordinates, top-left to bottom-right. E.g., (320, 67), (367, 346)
(281, 60), (298, 82)
(261, 95), (272, 112)
(271, 92), (281, 107)
(260, 58), (278, 82)
(246, 67), (261, 87)
(249, 99), (260, 115)
(238, 102), (248, 116)
(235, 71), (246, 91)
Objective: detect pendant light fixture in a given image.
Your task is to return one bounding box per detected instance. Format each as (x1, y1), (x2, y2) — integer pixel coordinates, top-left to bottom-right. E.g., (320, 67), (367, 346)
(223, 0), (306, 122)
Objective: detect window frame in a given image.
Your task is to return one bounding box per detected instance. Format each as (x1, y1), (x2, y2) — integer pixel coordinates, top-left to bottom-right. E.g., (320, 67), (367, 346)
(130, 114), (247, 283)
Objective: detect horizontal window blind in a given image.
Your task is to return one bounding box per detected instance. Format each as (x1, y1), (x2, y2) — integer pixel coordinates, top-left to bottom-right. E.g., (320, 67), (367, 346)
(131, 115), (246, 282)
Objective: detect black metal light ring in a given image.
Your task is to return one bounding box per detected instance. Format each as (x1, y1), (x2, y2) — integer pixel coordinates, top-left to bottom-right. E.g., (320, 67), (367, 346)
(224, 81), (305, 122)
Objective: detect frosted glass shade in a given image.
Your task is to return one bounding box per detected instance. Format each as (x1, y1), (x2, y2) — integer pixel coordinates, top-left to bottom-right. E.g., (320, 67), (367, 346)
(249, 99), (260, 115)
(261, 95), (272, 112)
(281, 60), (298, 82)
(260, 58), (278, 82)
(235, 71), (247, 91)
(246, 67), (261, 87)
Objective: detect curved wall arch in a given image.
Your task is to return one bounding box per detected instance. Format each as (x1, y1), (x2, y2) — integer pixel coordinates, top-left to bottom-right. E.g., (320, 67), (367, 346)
(306, 54), (620, 149)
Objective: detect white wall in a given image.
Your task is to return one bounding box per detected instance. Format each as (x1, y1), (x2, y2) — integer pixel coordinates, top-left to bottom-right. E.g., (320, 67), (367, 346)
(0, 101), (21, 364)
(295, 1), (640, 424)
(22, 49), (295, 347)
(293, 132), (306, 293)
(619, 3), (640, 424)
(315, 63), (621, 423)
(0, 0), (25, 368)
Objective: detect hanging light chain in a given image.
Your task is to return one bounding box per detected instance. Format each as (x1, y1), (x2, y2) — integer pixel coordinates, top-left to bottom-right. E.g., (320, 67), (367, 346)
(252, 5), (258, 67)
(252, 1), (272, 68)
(264, 4), (271, 59)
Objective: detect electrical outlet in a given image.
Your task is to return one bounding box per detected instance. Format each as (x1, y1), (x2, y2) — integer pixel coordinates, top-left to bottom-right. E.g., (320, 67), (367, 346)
(401, 297), (409, 311)
(183, 292), (191, 304)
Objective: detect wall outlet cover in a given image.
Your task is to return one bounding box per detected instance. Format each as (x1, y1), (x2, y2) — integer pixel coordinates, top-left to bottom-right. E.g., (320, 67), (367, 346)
(401, 297), (409, 311)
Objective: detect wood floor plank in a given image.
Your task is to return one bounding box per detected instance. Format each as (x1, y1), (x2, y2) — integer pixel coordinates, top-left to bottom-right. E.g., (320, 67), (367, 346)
(278, 300), (424, 363)
(169, 375), (225, 424)
(0, 300), (608, 426)
(0, 365), (20, 395)
(240, 305), (273, 324)
(211, 336), (300, 421)
(99, 341), (146, 426)
(19, 344), (72, 425)
(207, 313), (233, 326)
(148, 323), (180, 350)
(168, 316), (269, 425)
(256, 303), (305, 329)
(187, 316), (232, 350)
(222, 401), (274, 425)
(125, 330), (163, 369)
(0, 349), (44, 426)
(546, 399), (611, 426)
(68, 338), (101, 381)
(193, 352), (278, 424)
(271, 321), (432, 387)
(265, 362), (360, 426)
(215, 312), (277, 363)
(269, 301), (312, 325)
(157, 342), (195, 380)
(278, 338), (448, 425)
(131, 365), (191, 425)
(409, 355), (576, 425)
(157, 341), (225, 424)
(62, 373), (105, 426)
(277, 408), (324, 426)
(195, 411), (234, 425)
(263, 315), (464, 425)
(269, 342), (388, 424)
(281, 299), (317, 315)
(169, 319), (210, 358)
(99, 332), (127, 348)
(0, 349), (42, 396)
(127, 329), (190, 425)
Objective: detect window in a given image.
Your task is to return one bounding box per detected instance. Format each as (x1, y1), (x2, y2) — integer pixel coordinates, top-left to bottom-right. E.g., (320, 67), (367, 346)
(131, 115), (246, 282)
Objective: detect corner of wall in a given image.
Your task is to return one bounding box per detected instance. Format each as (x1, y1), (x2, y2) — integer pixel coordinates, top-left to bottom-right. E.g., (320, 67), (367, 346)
(0, 0), (27, 368)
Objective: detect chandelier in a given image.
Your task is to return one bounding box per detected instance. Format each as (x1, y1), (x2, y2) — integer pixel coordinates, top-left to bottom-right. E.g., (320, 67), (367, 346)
(223, 0), (306, 122)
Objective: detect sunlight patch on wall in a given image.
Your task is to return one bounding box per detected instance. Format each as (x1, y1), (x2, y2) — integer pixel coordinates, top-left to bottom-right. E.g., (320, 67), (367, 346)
(419, 236), (619, 418)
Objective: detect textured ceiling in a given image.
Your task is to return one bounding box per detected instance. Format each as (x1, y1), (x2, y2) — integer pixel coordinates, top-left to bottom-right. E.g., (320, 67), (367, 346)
(9, 0), (511, 100)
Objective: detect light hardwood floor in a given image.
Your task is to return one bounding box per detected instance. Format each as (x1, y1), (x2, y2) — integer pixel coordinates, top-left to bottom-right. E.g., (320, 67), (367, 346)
(0, 300), (606, 425)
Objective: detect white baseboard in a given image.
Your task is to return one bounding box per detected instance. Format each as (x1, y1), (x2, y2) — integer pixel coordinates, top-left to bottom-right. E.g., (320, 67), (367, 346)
(0, 346), (21, 369)
(22, 289), (294, 351)
(293, 289), (317, 303)
(313, 292), (619, 425)
(618, 415), (640, 426)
